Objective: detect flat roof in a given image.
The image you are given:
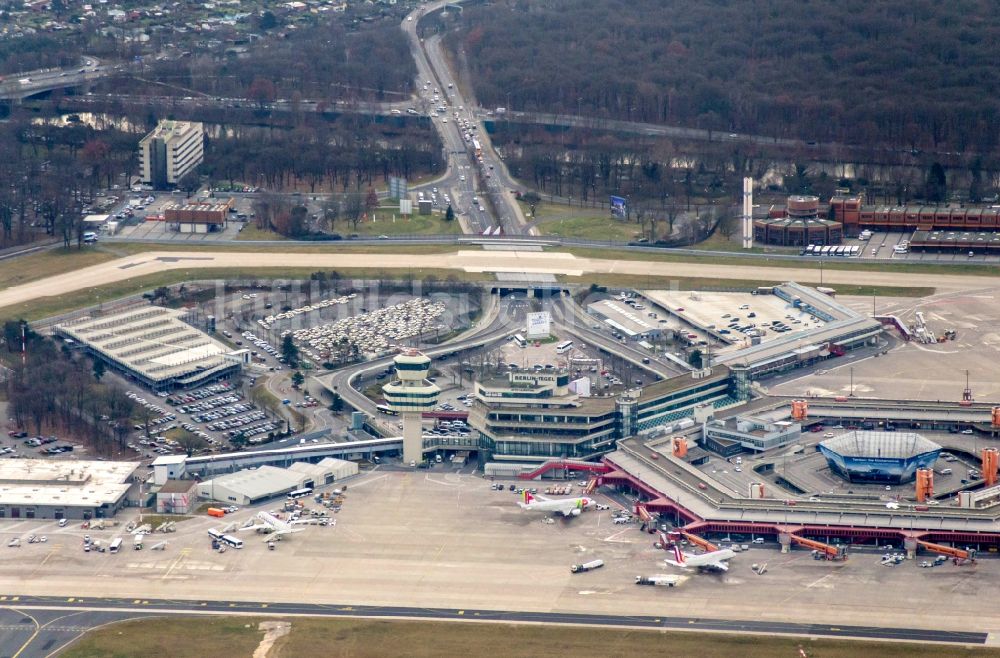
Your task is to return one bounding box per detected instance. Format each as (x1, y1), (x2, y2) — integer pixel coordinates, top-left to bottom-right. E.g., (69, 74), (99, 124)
(157, 479), (196, 494)
(587, 299), (660, 336)
(57, 307), (238, 385)
(0, 459), (136, 508)
(820, 431), (941, 459)
(207, 465), (302, 500)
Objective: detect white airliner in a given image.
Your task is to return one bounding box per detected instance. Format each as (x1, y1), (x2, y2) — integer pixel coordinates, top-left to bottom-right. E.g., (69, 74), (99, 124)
(239, 511), (309, 540)
(518, 490), (595, 517)
(662, 538), (736, 572)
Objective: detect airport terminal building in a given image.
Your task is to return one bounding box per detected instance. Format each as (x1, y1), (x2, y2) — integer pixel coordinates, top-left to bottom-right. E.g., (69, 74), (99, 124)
(469, 366), (744, 463)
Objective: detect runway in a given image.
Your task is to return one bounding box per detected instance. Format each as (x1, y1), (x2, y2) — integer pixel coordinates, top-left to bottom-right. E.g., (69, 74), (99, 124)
(1, 247), (997, 313)
(0, 593), (987, 652)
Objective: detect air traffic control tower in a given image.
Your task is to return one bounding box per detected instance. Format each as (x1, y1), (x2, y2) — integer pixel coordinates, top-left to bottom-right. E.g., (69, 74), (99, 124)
(381, 350), (439, 466)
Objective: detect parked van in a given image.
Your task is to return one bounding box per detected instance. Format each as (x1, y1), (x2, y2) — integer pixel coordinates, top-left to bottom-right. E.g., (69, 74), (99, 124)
(82, 231), (98, 243)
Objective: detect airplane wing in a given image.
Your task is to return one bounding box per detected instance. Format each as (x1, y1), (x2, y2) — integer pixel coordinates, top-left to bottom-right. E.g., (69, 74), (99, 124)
(711, 561), (729, 572)
(238, 524), (269, 533)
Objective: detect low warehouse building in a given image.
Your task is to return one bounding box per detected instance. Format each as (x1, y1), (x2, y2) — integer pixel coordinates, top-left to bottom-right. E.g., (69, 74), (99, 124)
(197, 458), (358, 504)
(155, 479), (198, 514)
(286, 458), (358, 488)
(197, 466), (302, 506)
(163, 199), (232, 233)
(0, 460), (139, 520)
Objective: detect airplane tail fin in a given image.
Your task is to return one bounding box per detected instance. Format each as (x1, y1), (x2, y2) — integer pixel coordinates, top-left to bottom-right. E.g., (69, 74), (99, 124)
(522, 490), (534, 505)
(672, 543), (685, 565)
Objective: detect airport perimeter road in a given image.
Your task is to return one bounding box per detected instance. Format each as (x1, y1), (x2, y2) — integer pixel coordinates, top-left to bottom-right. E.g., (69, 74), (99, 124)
(1, 248), (997, 314)
(0, 595), (987, 648)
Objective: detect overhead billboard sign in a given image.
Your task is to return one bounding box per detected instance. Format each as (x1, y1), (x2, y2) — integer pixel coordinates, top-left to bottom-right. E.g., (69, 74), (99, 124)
(525, 311), (551, 338)
(610, 195), (627, 218)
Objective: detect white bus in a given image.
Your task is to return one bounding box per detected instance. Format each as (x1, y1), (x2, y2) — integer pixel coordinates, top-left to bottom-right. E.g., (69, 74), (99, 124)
(208, 529), (225, 541)
(221, 534), (244, 549)
(555, 341), (574, 355)
(375, 404), (398, 416)
(512, 334), (527, 347)
(820, 246), (833, 256)
(109, 537), (123, 553)
(805, 245), (816, 255)
(287, 487), (313, 501)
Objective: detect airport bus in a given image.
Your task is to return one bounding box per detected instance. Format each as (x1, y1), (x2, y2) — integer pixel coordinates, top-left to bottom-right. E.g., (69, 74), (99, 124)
(220, 534), (244, 549)
(805, 245), (816, 255)
(375, 404), (398, 416)
(512, 334), (527, 348)
(555, 340), (574, 355)
(109, 537), (123, 553)
(820, 246), (833, 256)
(835, 246), (846, 256)
(208, 529), (225, 541)
(287, 487), (314, 501)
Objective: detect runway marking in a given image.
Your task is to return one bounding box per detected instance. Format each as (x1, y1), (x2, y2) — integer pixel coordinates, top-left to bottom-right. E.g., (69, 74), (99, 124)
(602, 528), (634, 543)
(806, 574), (835, 589)
(162, 548), (191, 580)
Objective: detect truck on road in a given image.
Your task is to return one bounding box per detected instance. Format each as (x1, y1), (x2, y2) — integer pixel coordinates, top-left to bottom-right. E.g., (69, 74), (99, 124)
(635, 574), (680, 587)
(570, 559), (604, 573)
(133, 533), (144, 550)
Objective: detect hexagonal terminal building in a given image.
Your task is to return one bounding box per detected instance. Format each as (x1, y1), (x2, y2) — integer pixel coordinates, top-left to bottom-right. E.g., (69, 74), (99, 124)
(381, 350), (440, 466)
(818, 431), (941, 484)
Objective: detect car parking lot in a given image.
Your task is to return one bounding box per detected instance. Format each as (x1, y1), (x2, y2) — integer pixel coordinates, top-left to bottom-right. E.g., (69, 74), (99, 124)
(645, 290), (828, 353)
(289, 297), (447, 363)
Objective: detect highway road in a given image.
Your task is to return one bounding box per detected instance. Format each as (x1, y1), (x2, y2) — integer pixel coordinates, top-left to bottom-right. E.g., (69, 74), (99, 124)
(0, 57), (105, 100)
(0, 594), (987, 649)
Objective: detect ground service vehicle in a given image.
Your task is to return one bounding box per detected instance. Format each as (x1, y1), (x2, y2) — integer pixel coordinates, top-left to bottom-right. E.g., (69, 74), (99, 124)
(109, 537), (123, 553)
(133, 534), (144, 550)
(635, 574), (679, 587)
(570, 559), (604, 573)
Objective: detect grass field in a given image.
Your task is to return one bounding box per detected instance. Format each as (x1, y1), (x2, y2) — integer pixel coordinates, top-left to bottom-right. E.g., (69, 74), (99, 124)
(526, 202), (643, 242)
(343, 209), (463, 237)
(60, 616), (1000, 658)
(233, 224), (288, 241)
(0, 247), (117, 289)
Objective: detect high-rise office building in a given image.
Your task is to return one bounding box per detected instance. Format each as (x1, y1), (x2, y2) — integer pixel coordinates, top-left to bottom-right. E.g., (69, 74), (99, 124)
(138, 120), (204, 188)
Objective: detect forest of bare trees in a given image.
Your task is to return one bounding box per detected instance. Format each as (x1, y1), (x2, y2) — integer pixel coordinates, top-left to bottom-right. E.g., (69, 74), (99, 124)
(446, 0), (1000, 154)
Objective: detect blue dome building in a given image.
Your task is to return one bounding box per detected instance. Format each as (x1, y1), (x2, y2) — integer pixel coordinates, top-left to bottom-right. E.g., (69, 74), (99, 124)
(819, 431), (941, 485)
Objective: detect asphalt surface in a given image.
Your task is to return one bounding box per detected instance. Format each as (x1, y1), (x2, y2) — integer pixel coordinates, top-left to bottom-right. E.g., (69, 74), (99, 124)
(0, 595), (986, 649)
(0, 605), (155, 658)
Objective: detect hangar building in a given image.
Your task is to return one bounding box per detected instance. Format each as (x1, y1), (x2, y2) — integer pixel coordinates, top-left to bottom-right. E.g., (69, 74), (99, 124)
(819, 431), (941, 484)
(197, 458), (358, 505)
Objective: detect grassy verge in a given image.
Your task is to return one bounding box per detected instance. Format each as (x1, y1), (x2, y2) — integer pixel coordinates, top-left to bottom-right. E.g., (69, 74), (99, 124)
(0, 246), (118, 288)
(106, 241), (469, 255)
(562, 274), (935, 298)
(61, 616), (1000, 658)
(63, 617), (263, 658)
(342, 209), (463, 237)
(233, 224), (288, 241)
(689, 232), (799, 254)
(563, 245), (1000, 277)
(138, 514), (193, 527)
(2, 267), (488, 322)
(526, 202), (642, 242)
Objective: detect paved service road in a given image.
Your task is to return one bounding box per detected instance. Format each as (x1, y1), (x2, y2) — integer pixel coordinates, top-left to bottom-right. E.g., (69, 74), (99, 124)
(0, 595), (986, 648)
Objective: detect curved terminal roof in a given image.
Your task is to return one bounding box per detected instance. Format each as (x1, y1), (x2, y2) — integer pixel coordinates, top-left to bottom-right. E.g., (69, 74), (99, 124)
(820, 431), (941, 459)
